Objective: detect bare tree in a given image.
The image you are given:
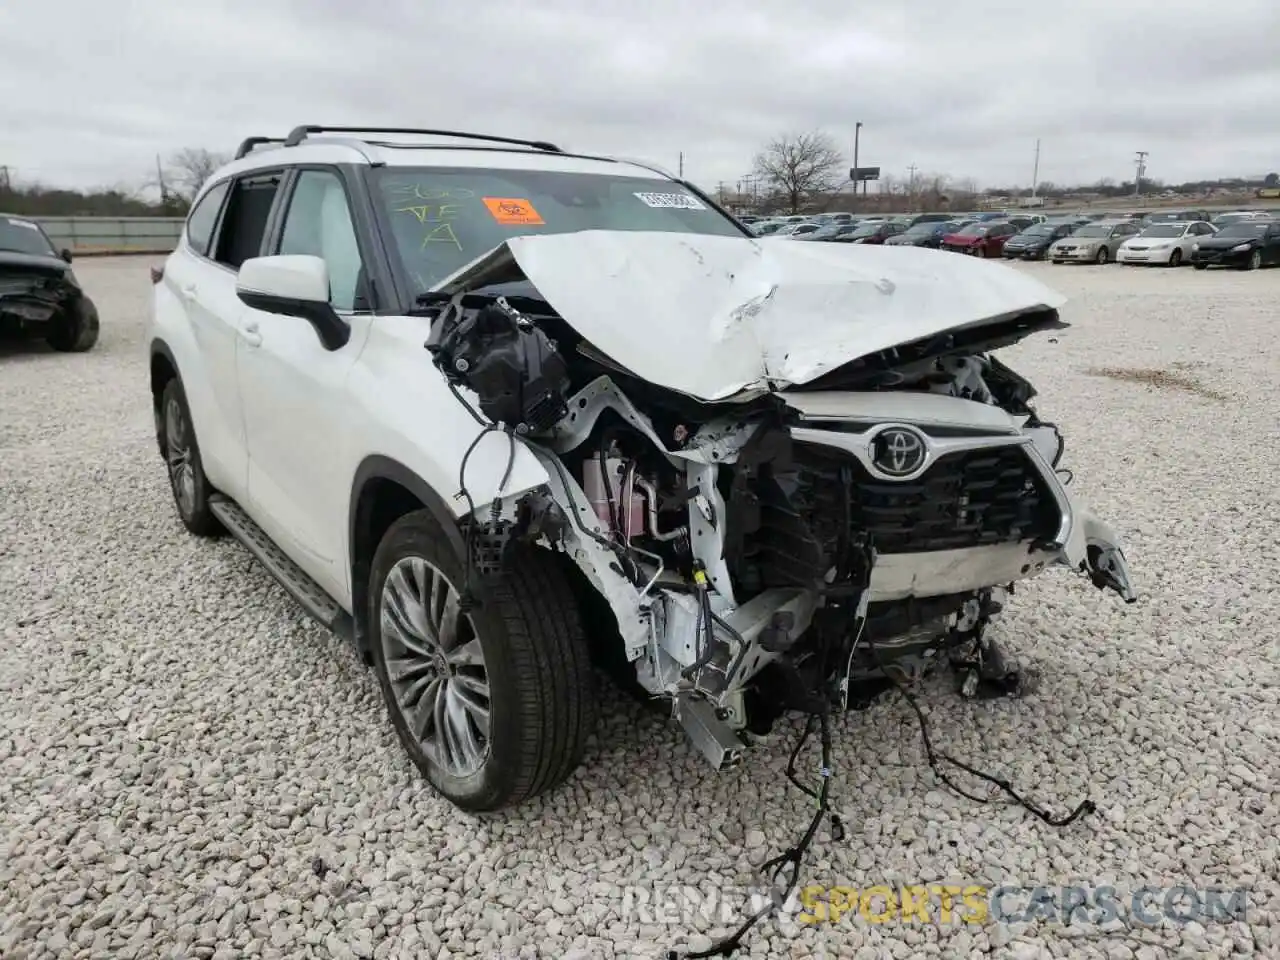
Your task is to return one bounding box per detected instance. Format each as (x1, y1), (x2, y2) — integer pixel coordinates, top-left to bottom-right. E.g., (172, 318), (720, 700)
(752, 131), (844, 214)
(165, 147), (229, 203)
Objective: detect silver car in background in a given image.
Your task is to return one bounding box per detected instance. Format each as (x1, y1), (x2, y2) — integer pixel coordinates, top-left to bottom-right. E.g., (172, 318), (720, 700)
(1117, 221), (1217, 267)
(1049, 220), (1141, 264)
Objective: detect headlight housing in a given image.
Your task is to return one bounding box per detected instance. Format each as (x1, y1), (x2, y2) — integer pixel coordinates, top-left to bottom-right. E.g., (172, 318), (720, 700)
(1232, 243), (1252, 252)
(1192, 243), (1199, 251)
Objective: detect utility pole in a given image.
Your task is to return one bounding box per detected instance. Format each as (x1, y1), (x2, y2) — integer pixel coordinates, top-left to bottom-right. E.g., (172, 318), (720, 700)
(1133, 151), (1148, 198)
(678, 152), (683, 178)
(1031, 139), (1041, 198)
(0, 165), (10, 191)
(907, 164), (918, 211)
(155, 154), (169, 208)
(852, 121), (862, 207)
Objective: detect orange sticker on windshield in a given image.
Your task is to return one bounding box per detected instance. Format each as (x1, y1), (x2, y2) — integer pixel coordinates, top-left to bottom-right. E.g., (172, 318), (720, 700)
(483, 197), (544, 226)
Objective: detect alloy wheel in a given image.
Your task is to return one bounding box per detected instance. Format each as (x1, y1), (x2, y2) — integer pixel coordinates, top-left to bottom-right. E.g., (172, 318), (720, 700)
(379, 557), (491, 778)
(1248, 250), (1262, 270)
(164, 397), (197, 519)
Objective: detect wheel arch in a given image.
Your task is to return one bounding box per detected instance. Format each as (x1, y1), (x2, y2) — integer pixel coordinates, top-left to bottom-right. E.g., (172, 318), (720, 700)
(348, 455), (470, 662)
(149, 338), (181, 455)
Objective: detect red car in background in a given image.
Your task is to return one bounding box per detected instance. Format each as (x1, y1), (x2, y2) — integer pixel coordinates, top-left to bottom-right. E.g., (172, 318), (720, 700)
(940, 220), (1020, 257)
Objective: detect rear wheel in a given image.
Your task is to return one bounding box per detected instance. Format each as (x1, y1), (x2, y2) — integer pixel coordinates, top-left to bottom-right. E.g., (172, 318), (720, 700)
(46, 297), (99, 352)
(1095, 246), (1109, 264)
(369, 511), (597, 812)
(158, 378), (224, 537)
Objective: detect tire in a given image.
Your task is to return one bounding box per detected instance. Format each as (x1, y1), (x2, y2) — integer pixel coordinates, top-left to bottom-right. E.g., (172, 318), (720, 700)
(46, 297), (99, 352)
(1245, 249), (1262, 271)
(158, 378), (223, 537)
(1168, 249), (1182, 267)
(1193, 263), (1208, 270)
(369, 510), (597, 812)
(1052, 259), (1063, 265)
(972, 245), (985, 258)
(1095, 246), (1109, 264)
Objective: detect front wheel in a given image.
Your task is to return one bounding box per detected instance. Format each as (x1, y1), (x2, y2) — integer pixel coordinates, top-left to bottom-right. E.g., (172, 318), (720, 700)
(972, 245), (986, 258)
(1245, 249), (1262, 271)
(158, 378), (223, 537)
(1095, 246), (1109, 264)
(1168, 249), (1182, 267)
(369, 511), (597, 812)
(46, 297), (99, 352)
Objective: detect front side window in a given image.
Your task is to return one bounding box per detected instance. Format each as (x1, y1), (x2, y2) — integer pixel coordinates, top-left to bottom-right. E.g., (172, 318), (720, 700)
(185, 180), (230, 257)
(277, 170), (366, 311)
(0, 217), (57, 257)
(371, 167), (744, 293)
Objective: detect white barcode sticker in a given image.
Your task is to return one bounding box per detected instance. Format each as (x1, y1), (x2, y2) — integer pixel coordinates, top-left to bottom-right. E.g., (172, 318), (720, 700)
(634, 191), (706, 210)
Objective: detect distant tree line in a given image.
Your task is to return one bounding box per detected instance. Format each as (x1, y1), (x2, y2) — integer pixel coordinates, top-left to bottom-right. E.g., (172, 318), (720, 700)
(743, 129), (1278, 214)
(1, 147), (228, 218)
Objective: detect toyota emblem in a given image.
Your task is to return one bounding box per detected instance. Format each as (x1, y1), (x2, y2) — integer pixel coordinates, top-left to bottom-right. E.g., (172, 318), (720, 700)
(871, 427), (928, 477)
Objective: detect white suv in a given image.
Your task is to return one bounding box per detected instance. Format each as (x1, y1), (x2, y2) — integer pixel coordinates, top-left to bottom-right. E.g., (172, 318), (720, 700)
(148, 125), (1136, 812)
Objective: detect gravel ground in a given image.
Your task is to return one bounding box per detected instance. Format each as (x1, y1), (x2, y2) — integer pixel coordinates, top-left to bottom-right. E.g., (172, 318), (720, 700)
(1, 257), (1277, 960)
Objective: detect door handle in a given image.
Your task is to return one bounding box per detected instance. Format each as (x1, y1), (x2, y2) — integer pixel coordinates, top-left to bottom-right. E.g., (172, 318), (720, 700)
(179, 282), (198, 299)
(240, 320), (262, 347)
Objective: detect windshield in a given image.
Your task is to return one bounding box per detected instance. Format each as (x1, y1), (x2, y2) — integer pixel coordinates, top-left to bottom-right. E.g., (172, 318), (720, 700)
(1021, 225), (1053, 237)
(1218, 222), (1269, 237)
(0, 217), (57, 257)
(956, 223), (988, 236)
(372, 167), (744, 291)
(1141, 224), (1185, 238)
(1073, 225), (1112, 238)
(903, 223), (941, 235)
(849, 224), (882, 237)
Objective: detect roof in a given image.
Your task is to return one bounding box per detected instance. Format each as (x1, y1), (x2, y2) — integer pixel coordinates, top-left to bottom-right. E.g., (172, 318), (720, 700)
(215, 127), (678, 186)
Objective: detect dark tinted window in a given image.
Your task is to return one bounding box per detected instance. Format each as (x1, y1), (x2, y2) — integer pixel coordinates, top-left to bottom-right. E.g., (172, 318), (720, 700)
(372, 166), (744, 293)
(0, 217), (57, 257)
(185, 181), (230, 257)
(213, 172), (282, 270)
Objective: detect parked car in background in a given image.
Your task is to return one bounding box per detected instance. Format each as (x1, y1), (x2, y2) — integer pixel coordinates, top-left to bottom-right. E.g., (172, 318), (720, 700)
(832, 220), (906, 244)
(0, 215), (101, 352)
(1142, 209), (1211, 226)
(1210, 210), (1271, 227)
(904, 213), (955, 227)
(884, 219), (970, 248)
(752, 221), (787, 236)
(940, 220), (1019, 257)
(797, 223), (862, 242)
(1190, 220), (1280, 270)
(1048, 220), (1141, 264)
(1116, 221), (1215, 267)
(1001, 221), (1079, 260)
(766, 222), (822, 239)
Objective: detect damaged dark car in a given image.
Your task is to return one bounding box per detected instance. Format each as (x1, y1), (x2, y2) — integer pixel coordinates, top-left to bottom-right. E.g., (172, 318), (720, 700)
(0, 215), (100, 352)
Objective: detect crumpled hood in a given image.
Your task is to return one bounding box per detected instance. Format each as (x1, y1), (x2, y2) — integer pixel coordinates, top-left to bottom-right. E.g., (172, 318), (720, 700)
(433, 230), (1067, 401)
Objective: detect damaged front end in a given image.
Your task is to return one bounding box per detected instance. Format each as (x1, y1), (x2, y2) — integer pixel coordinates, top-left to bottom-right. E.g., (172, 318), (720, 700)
(422, 231), (1137, 770)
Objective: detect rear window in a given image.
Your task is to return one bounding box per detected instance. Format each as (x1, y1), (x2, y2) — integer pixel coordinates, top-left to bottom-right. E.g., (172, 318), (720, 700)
(0, 217), (57, 257)
(372, 166), (745, 293)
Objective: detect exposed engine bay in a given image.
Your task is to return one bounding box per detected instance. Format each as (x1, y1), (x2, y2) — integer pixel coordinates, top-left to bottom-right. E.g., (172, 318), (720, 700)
(422, 231), (1138, 770)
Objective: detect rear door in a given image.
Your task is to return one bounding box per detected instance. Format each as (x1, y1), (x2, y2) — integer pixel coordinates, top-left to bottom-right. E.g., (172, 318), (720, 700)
(182, 171), (285, 498)
(236, 166), (376, 600)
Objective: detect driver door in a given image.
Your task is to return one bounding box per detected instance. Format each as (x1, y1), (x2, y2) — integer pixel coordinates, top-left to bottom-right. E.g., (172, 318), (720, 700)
(235, 167), (374, 601)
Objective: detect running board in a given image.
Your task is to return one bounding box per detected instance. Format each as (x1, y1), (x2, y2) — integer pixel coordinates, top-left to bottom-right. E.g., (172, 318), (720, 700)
(209, 495), (353, 641)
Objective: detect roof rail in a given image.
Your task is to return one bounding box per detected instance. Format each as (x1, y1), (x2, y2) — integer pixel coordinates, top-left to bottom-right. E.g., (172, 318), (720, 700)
(282, 125), (563, 153)
(234, 136), (288, 160)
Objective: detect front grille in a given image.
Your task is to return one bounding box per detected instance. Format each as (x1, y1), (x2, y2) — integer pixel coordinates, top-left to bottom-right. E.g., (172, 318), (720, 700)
(789, 440), (1061, 555)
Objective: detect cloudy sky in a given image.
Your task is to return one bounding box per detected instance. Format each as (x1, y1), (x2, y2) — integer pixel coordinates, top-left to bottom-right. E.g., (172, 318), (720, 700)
(3, 0), (1277, 195)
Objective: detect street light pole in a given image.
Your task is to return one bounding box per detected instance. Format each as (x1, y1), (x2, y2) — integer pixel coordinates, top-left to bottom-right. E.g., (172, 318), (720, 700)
(852, 121), (862, 206)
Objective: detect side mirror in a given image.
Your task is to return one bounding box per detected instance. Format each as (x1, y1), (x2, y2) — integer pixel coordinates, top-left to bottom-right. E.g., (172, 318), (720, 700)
(60, 248), (73, 263)
(236, 255), (350, 351)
